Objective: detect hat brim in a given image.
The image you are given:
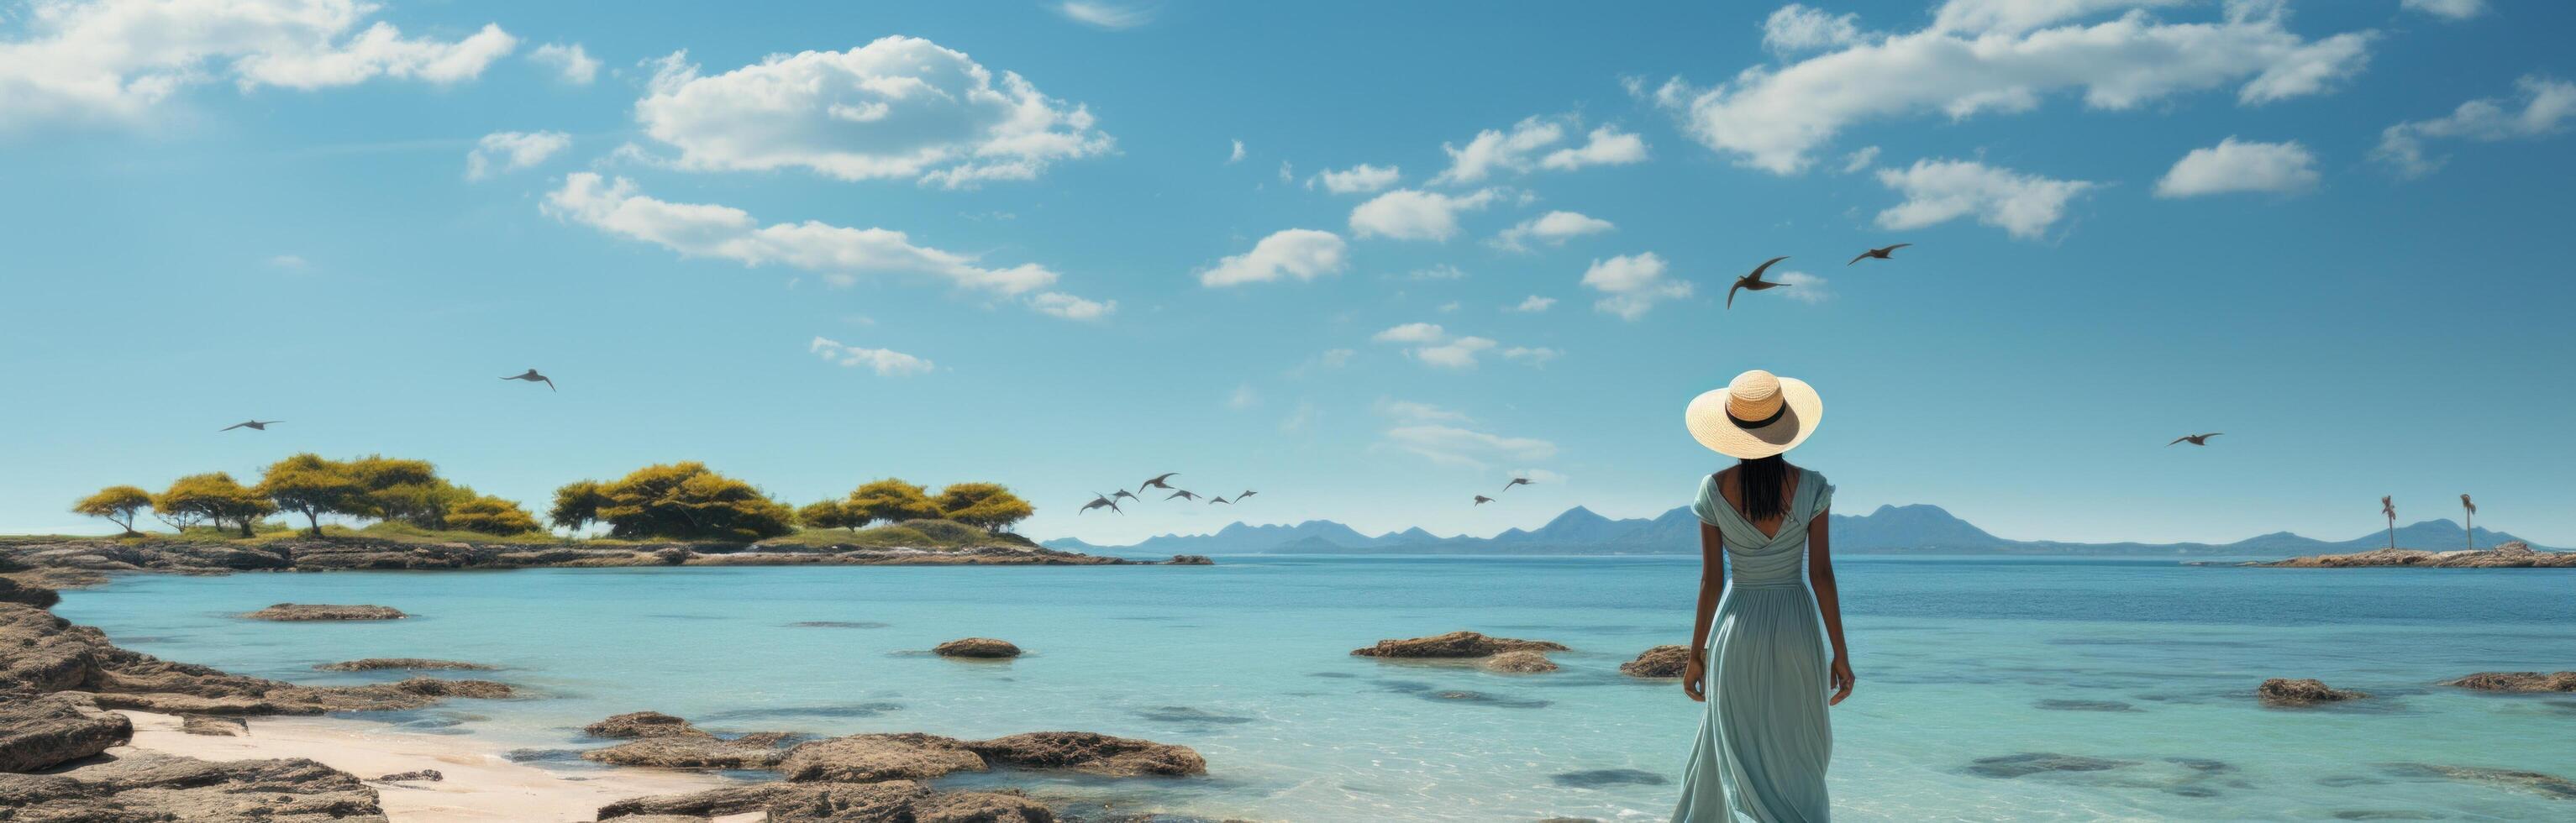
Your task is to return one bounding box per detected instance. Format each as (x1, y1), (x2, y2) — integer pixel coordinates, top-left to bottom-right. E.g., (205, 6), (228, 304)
(1685, 377), (1822, 460)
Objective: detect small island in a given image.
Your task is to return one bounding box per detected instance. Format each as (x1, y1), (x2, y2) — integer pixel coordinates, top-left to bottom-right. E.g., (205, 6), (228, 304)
(2242, 541), (2576, 569)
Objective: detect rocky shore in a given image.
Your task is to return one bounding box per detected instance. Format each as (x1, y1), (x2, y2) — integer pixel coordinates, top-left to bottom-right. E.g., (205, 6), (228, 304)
(2240, 540), (2576, 569)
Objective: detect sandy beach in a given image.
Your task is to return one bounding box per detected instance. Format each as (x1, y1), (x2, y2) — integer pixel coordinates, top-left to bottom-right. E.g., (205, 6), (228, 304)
(115, 710), (747, 822)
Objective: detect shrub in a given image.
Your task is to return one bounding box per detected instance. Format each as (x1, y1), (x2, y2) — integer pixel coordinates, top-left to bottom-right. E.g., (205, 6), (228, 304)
(933, 482), (1033, 532)
(798, 500), (860, 531)
(552, 462), (795, 541)
(846, 479), (940, 527)
(72, 485), (154, 535)
(445, 494), (543, 535)
(257, 453), (368, 537)
(155, 473), (277, 537)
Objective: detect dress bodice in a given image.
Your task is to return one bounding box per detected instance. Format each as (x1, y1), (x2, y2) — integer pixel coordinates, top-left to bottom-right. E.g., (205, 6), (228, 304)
(1691, 468), (1834, 587)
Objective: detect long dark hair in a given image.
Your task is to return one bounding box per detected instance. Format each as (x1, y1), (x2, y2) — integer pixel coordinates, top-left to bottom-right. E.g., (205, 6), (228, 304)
(1735, 455), (1790, 522)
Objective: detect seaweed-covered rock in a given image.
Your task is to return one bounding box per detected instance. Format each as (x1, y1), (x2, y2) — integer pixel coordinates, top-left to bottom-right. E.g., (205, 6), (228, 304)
(390, 677), (513, 699)
(586, 711), (711, 740)
(1621, 645), (1693, 679)
(314, 658), (498, 672)
(2258, 678), (2368, 706)
(585, 733), (795, 770)
(2444, 672), (2576, 693)
(0, 692), (132, 772)
(966, 731), (1207, 777)
(239, 603), (408, 621)
(1483, 650), (1559, 674)
(933, 637), (1023, 659)
(1351, 631), (1569, 658)
(778, 733), (988, 783)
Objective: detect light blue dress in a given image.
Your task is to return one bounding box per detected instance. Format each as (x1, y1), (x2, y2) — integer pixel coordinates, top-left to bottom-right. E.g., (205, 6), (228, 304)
(1673, 468), (1834, 823)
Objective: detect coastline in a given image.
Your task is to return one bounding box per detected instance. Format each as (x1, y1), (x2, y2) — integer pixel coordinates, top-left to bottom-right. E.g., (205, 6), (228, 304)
(116, 710), (747, 822)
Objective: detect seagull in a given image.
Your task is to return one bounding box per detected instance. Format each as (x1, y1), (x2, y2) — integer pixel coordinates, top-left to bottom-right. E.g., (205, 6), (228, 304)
(1727, 256), (1793, 309)
(1236, 490), (1259, 501)
(1080, 495), (1122, 515)
(1848, 244), (1912, 265)
(1165, 490), (1201, 502)
(502, 369), (555, 392)
(1138, 473), (1180, 492)
(1111, 490), (1138, 503)
(2167, 432), (2222, 447)
(219, 420), (281, 432)
(1474, 495), (1495, 506)
(1207, 495), (1232, 505)
(1501, 477), (1532, 493)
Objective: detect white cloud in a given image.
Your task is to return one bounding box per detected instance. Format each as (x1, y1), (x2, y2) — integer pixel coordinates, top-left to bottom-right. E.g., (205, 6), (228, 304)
(2154, 136), (2318, 197)
(1278, 160), (1294, 182)
(1414, 337), (1496, 370)
(1372, 322), (1448, 343)
(1581, 252), (1693, 320)
(1227, 383), (1259, 410)
(2374, 76), (2576, 179)
(1029, 291), (1116, 320)
(1839, 145), (1880, 174)
(0, 0), (517, 124)
(1310, 163), (1401, 194)
(1408, 264), (1468, 280)
(2400, 0), (2486, 20)
(530, 42), (598, 85)
(1379, 399), (1470, 423)
(1436, 301), (1462, 313)
(1770, 270), (1832, 303)
(1653, 2), (2373, 173)
(1764, 4), (1864, 54)
(1539, 125), (1649, 170)
(1058, 1), (1151, 29)
(1197, 228), (1349, 286)
(1874, 159), (2096, 239)
(1430, 116), (1646, 184)
(1502, 346), (1562, 365)
(1381, 423), (1559, 469)
(634, 37), (1111, 188)
(1348, 188), (1500, 241)
(465, 130), (570, 181)
(1491, 210), (1615, 252)
(810, 337), (933, 376)
(1508, 296), (1556, 312)
(1228, 139), (1244, 164)
(544, 173), (1104, 317)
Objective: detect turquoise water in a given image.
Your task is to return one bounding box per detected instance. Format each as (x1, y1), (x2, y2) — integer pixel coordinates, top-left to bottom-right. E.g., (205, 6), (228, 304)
(49, 556), (2576, 822)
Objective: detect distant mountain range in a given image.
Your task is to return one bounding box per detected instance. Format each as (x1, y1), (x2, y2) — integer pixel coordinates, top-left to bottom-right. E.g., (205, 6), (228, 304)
(1044, 504), (2558, 557)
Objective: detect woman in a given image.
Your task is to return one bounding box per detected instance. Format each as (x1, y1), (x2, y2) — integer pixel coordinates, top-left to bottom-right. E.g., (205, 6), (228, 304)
(1672, 369), (1853, 823)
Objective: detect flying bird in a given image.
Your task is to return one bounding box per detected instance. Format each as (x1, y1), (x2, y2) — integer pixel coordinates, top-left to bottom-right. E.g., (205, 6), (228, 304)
(2167, 432), (2222, 447)
(1138, 473), (1180, 492)
(219, 420), (281, 432)
(1080, 495), (1122, 515)
(1474, 495), (1495, 506)
(1165, 490), (1201, 502)
(1848, 244), (1912, 265)
(502, 369), (555, 391)
(1501, 477), (1532, 492)
(1727, 256), (1793, 309)
(1207, 496), (1232, 505)
(1111, 490), (1138, 504)
(1235, 490), (1259, 501)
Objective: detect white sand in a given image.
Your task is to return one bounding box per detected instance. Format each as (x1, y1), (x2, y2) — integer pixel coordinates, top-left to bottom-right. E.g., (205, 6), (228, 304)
(118, 710), (755, 822)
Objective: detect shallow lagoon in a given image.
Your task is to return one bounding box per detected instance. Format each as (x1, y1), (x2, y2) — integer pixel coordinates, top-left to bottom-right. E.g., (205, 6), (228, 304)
(52, 554), (2576, 821)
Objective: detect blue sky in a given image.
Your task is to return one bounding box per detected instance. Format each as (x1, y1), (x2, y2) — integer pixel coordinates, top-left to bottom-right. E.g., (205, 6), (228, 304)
(3, 0), (2571, 547)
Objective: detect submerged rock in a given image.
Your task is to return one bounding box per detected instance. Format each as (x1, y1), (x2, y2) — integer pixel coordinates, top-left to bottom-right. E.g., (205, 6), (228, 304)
(967, 731), (1207, 777)
(1621, 645), (1692, 679)
(1550, 768), (1668, 788)
(239, 603), (408, 621)
(181, 714), (248, 737)
(0, 751), (387, 821)
(2259, 678), (2369, 707)
(779, 733), (988, 783)
(0, 603), (456, 716)
(0, 692), (133, 772)
(2034, 699), (2139, 712)
(933, 637), (1023, 658)
(586, 710), (710, 740)
(2443, 672), (2576, 693)
(2380, 762), (2576, 799)
(315, 658), (498, 672)
(1483, 650), (1559, 674)
(1967, 752), (2138, 778)
(1351, 631), (1569, 658)
(390, 677), (513, 700)
(1132, 705), (1255, 726)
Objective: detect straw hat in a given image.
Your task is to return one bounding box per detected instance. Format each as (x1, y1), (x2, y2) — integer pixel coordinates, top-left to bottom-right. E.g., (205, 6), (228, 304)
(1685, 370), (1822, 459)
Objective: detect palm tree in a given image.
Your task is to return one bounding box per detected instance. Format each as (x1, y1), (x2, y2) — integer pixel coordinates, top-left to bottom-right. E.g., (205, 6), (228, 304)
(2461, 494), (2477, 551)
(2382, 496), (2396, 551)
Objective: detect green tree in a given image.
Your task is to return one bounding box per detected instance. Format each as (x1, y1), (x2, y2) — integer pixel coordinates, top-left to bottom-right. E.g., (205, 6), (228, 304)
(549, 480), (610, 533)
(257, 453), (368, 537)
(346, 455), (464, 528)
(157, 473), (277, 537)
(446, 494), (543, 535)
(72, 485), (154, 536)
(846, 479), (940, 527)
(934, 482), (1035, 533)
(798, 500), (859, 532)
(559, 463), (796, 541)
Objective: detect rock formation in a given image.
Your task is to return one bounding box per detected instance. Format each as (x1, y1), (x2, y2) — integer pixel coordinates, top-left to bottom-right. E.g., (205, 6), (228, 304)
(1482, 650), (1559, 673)
(0, 693), (133, 772)
(2248, 541), (2576, 569)
(181, 714), (248, 737)
(1350, 631), (1569, 658)
(2444, 671), (2576, 692)
(239, 603), (408, 621)
(2258, 678), (2368, 706)
(586, 732), (799, 770)
(777, 733), (989, 783)
(965, 731), (1207, 777)
(315, 658), (498, 672)
(1621, 645), (1692, 679)
(933, 637), (1023, 658)
(586, 710), (708, 740)
(0, 751), (388, 821)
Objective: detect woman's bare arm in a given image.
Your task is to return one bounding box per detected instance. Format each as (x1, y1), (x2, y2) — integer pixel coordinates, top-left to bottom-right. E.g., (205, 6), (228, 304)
(1683, 521), (1725, 701)
(1807, 511), (1854, 705)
